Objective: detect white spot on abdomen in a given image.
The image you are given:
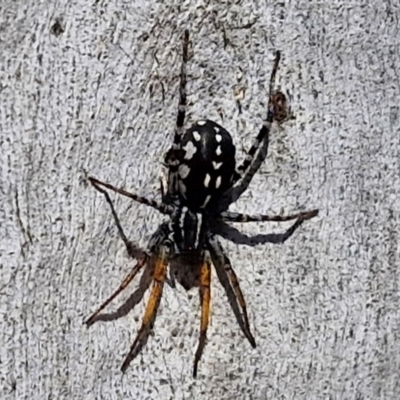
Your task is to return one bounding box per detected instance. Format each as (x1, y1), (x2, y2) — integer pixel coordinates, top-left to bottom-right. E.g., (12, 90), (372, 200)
(215, 176), (221, 189)
(216, 146), (222, 156)
(215, 134), (222, 142)
(197, 120), (206, 126)
(212, 161), (223, 170)
(183, 141), (197, 160)
(204, 173), (211, 188)
(200, 195), (211, 208)
(192, 131), (201, 142)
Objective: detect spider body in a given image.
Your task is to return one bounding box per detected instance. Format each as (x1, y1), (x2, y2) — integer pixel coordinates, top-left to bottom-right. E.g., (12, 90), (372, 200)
(165, 119), (236, 212)
(86, 30), (318, 378)
(172, 207), (206, 252)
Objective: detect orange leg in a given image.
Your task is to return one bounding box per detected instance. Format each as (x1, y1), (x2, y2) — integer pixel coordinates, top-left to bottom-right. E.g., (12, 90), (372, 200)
(85, 257), (147, 326)
(121, 245), (169, 372)
(193, 256), (212, 378)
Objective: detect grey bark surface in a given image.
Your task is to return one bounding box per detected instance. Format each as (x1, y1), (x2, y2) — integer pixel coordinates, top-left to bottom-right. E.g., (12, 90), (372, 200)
(1, 1), (400, 399)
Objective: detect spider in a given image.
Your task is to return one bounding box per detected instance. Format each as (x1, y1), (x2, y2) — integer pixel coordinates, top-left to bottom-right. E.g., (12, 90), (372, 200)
(85, 30), (318, 377)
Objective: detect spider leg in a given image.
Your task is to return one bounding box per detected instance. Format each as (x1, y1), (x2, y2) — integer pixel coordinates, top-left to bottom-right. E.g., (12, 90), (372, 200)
(214, 218), (313, 246)
(85, 257), (147, 326)
(121, 245), (169, 373)
(90, 180), (148, 259)
(221, 209), (319, 223)
(193, 254), (212, 378)
(173, 29), (190, 145)
(207, 236), (256, 347)
(234, 51), (281, 180)
(89, 176), (174, 215)
(85, 188), (170, 326)
(218, 52), (284, 211)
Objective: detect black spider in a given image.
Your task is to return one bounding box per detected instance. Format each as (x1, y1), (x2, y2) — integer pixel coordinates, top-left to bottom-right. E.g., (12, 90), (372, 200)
(85, 30), (318, 377)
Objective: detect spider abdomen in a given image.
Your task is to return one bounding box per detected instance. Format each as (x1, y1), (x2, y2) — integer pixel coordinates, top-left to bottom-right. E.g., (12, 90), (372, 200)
(176, 120), (236, 211)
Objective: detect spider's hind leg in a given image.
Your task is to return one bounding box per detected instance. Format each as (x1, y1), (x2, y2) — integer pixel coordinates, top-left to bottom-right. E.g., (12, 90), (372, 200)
(121, 245), (170, 372)
(193, 253), (212, 378)
(89, 177), (173, 215)
(208, 236), (256, 348)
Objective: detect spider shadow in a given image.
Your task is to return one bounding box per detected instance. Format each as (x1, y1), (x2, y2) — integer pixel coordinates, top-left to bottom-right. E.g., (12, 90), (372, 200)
(208, 218), (306, 343)
(88, 261), (154, 324)
(211, 251), (256, 347)
(212, 218), (305, 246)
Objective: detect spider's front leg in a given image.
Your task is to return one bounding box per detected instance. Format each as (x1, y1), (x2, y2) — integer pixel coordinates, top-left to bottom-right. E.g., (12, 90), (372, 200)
(218, 51), (286, 210)
(89, 177), (174, 215)
(173, 29), (190, 144)
(163, 30), (190, 202)
(89, 178), (149, 259)
(234, 51), (281, 182)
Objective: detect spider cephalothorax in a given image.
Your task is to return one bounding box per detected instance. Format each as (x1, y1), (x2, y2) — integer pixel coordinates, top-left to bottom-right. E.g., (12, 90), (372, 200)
(85, 30), (318, 377)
